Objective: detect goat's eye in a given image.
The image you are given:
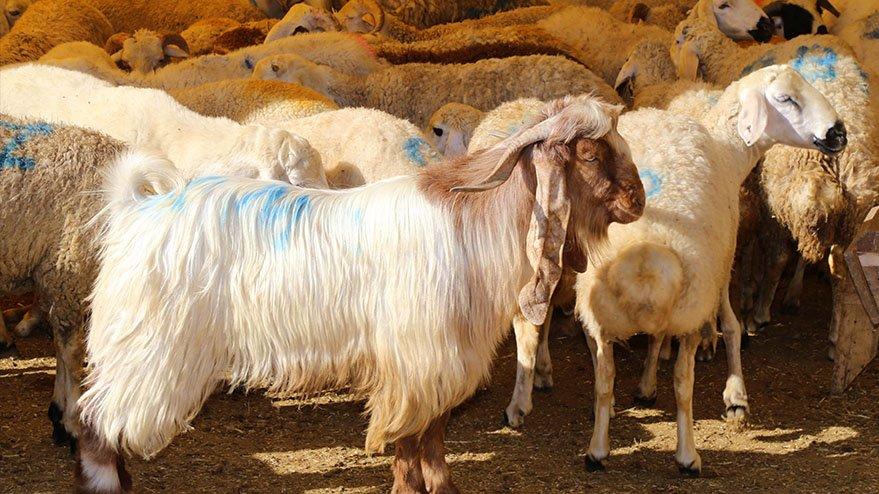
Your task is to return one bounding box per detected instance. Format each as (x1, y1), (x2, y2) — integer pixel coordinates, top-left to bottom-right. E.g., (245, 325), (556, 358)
(583, 154), (597, 163)
(433, 127), (444, 137)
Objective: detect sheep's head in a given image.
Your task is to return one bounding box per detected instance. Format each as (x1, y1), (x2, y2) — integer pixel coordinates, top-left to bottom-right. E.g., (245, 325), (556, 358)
(264, 4), (340, 43)
(335, 0), (386, 34)
(763, 0), (834, 39)
(694, 0), (775, 42)
(427, 103), (485, 159)
(251, 54), (334, 95)
(105, 30), (189, 74)
(452, 96), (644, 325)
(614, 40), (678, 105)
(3, 0), (32, 29)
(734, 65), (845, 154)
(253, 0), (333, 18)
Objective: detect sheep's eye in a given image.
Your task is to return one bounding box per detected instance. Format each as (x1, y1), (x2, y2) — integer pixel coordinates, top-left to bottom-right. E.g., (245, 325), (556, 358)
(8, 9), (20, 17)
(433, 127), (444, 137)
(271, 63), (280, 72)
(719, 2), (730, 9)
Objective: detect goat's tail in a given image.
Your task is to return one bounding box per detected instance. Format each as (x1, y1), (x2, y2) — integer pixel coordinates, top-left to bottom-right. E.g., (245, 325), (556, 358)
(594, 242), (684, 334)
(103, 150), (185, 212)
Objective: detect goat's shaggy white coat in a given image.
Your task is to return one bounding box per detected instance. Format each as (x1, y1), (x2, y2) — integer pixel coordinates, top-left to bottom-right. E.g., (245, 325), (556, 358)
(0, 64), (327, 187)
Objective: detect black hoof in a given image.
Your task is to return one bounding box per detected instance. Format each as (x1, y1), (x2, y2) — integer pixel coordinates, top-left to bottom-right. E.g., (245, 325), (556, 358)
(68, 437), (78, 456)
(725, 405), (748, 418)
(741, 331), (750, 349)
(501, 411), (510, 427)
(534, 384), (554, 393)
(0, 340), (14, 351)
(677, 461), (701, 477)
(633, 392), (657, 408)
(48, 402), (71, 446)
(585, 456), (606, 472)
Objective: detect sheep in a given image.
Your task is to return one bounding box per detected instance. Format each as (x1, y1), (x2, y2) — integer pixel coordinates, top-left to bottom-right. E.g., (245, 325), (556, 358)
(359, 0), (550, 29)
(73, 95), (645, 494)
(829, 2), (877, 74)
(469, 98), (547, 152)
(426, 103), (485, 158)
(764, 0), (837, 39)
(252, 53), (622, 127)
(264, 3), (341, 43)
(80, 0), (266, 33)
(608, 0), (696, 31)
(0, 0), (114, 65)
(0, 64), (328, 187)
(0, 0), (33, 34)
(536, 0), (775, 87)
(103, 29), (190, 73)
(673, 10), (879, 336)
(180, 17), (242, 55)
(168, 79), (339, 126)
(575, 65), (845, 474)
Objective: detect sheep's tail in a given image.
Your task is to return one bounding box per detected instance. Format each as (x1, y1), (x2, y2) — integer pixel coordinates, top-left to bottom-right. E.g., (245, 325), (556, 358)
(596, 242), (684, 334)
(103, 150), (185, 212)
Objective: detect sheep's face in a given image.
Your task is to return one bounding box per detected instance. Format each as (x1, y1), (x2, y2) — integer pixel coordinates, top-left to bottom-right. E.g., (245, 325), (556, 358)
(737, 65), (845, 155)
(3, 0), (31, 28)
(335, 0), (385, 34)
(430, 123), (469, 159)
(106, 31), (189, 74)
(701, 0), (774, 42)
(252, 56), (331, 95)
(763, 1), (828, 39)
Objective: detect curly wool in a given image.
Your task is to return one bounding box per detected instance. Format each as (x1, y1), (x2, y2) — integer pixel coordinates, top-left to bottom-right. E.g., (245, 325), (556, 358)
(81, 0), (265, 33)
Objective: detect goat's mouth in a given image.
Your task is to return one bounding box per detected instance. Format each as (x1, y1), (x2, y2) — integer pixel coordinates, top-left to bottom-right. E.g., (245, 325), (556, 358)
(610, 200), (644, 224)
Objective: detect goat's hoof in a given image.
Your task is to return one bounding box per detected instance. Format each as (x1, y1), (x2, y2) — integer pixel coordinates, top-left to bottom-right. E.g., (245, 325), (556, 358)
(502, 410), (525, 428)
(633, 391), (657, 408)
(48, 402), (71, 446)
(695, 346), (715, 362)
(677, 461), (701, 477)
(585, 455), (606, 472)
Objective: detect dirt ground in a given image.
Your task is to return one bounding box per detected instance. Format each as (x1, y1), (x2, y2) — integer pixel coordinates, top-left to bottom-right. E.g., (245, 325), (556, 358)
(1, 275), (878, 493)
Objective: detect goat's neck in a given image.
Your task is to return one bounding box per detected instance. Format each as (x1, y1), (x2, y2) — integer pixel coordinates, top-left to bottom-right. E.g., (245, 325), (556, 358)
(703, 83), (770, 186)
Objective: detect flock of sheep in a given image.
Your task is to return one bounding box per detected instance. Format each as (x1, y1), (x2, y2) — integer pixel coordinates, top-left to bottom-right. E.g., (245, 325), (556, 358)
(0, 0), (876, 492)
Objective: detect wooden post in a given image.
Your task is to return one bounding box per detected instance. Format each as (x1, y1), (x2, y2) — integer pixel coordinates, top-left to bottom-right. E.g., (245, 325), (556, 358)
(831, 207), (879, 393)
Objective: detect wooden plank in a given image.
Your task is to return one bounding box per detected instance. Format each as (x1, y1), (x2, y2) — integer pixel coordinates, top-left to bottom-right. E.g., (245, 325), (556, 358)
(831, 207), (879, 393)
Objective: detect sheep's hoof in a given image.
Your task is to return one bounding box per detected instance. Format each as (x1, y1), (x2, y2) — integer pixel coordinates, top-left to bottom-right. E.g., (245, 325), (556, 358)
(48, 402), (71, 447)
(0, 340), (14, 353)
(696, 345), (715, 362)
(633, 391), (657, 408)
(724, 405), (748, 430)
(534, 383), (553, 393)
(741, 331), (750, 349)
(585, 455), (606, 472)
(677, 460), (701, 477)
(502, 410), (525, 428)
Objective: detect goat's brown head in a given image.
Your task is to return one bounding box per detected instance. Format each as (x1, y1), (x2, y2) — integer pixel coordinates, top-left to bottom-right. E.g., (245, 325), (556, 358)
(452, 96), (644, 325)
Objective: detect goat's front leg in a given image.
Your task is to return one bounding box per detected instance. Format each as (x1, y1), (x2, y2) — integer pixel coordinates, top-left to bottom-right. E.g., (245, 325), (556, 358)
(585, 334), (615, 471)
(635, 334), (663, 407)
(673, 332), (701, 476)
(505, 312), (552, 428)
(419, 412), (459, 494)
(392, 435), (425, 494)
(534, 309), (554, 390)
(720, 287), (749, 423)
(74, 425), (131, 494)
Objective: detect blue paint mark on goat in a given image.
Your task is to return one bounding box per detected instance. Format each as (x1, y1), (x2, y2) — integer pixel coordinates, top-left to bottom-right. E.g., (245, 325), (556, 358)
(639, 169), (662, 200)
(403, 136), (429, 167)
(0, 121), (54, 171)
(790, 45), (837, 83)
(740, 53), (776, 77)
(235, 183), (311, 249)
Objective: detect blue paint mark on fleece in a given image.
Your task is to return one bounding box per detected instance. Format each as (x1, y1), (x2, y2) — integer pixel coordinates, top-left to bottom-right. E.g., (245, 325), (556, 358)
(790, 45), (838, 83)
(740, 53), (776, 77)
(0, 121), (54, 171)
(639, 169), (662, 200)
(403, 136), (429, 167)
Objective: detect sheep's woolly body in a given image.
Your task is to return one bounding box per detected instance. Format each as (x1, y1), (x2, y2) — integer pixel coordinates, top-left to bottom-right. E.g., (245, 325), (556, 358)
(169, 79), (338, 125)
(39, 41), (119, 75)
(0, 115), (125, 441)
(265, 54), (619, 127)
(678, 17), (879, 258)
(538, 5), (673, 85)
(374, 0), (549, 29)
(180, 17), (242, 56)
(0, 64), (327, 187)
(80, 169), (527, 457)
(832, 6), (878, 76)
(81, 0), (265, 33)
(609, 0), (696, 30)
(0, 0), (113, 65)
(469, 98), (545, 151)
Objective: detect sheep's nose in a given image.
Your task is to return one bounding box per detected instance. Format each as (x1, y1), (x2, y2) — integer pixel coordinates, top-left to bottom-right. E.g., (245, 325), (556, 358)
(813, 121), (847, 155)
(749, 17), (775, 42)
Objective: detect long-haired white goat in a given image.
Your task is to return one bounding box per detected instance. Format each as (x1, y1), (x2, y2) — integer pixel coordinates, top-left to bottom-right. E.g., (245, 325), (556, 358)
(75, 96), (646, 494)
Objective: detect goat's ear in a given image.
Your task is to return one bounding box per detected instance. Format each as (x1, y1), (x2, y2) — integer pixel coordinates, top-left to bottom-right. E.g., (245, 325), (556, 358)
(737, 88), (768, 146)
(675, 41), (700, 81)
(518, 143), (571, 325)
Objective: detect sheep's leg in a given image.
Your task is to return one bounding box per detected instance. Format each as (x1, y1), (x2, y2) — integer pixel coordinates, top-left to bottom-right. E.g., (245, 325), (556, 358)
(738, 237), (757, 317)
(659, 334), (673, 360)
(533, 310), (554, 390)
(0, 312), (13, 350)
(720, 287), (749, 423)
(634, 334), (663, 407)
(673, 332), (701, 476)
(747, 242), (791, 335)
(419, 412), (459, 494)
(780, 255), (806, 314)
(505, 314), (539, 428)
(696, 319), (718, 362)
(14, 308), (43, 337)
(392, 435), (425, 494)
(50, 330), (83, 451)
(74, 425), (131, 494)
(585, 334), (615, 471)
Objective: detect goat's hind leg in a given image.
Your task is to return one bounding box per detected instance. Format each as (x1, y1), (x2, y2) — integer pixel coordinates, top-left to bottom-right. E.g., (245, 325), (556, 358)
(392, 436), (425, 494)
(419, 412), (459, 494)
(75, 425), (131, 494)
(505, 312), (552, 428)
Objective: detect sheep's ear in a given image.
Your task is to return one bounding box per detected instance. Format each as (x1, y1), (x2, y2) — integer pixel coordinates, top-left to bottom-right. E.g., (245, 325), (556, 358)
(628, 3), (650, 24)
(675, 41), (700, 81)
(518, 143), (571, 325)
(104, 32), (131, 55)
(737, 89), (768, 146)
(163, 44), (188, 58)
(697, 0), (718, 28)
(161, 33), (190, 59)
(614, 61), (637, 105)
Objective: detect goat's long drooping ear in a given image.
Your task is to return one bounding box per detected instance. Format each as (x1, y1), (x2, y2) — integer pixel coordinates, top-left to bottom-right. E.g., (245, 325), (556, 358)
(104, 32), (131, 55)
(518, 144), (571, 325)
(737, 88), (768, 146)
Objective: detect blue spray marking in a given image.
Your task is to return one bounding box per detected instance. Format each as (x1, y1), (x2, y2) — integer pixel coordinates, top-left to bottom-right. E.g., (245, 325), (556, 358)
(353, 207), (363, 226)
(790, 45), (837, 83)
(740, 53), (776, 77)
(140, 175), (227, 212)
(639, 169), (662, 199)
(403, 136), (429, 167)
(0, 121), (54, 171)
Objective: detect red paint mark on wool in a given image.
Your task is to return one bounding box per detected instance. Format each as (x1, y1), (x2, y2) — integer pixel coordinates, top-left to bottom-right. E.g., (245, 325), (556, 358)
(349, 33), (378, 59)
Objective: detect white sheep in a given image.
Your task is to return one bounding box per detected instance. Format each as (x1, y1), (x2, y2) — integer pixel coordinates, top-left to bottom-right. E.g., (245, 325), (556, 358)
(252, 53), (622, 127)
(103, 29), (190, 74)
(576, 65), (844, 474)
(73, 96), (646, 494)
(0, 64), (327, 187)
